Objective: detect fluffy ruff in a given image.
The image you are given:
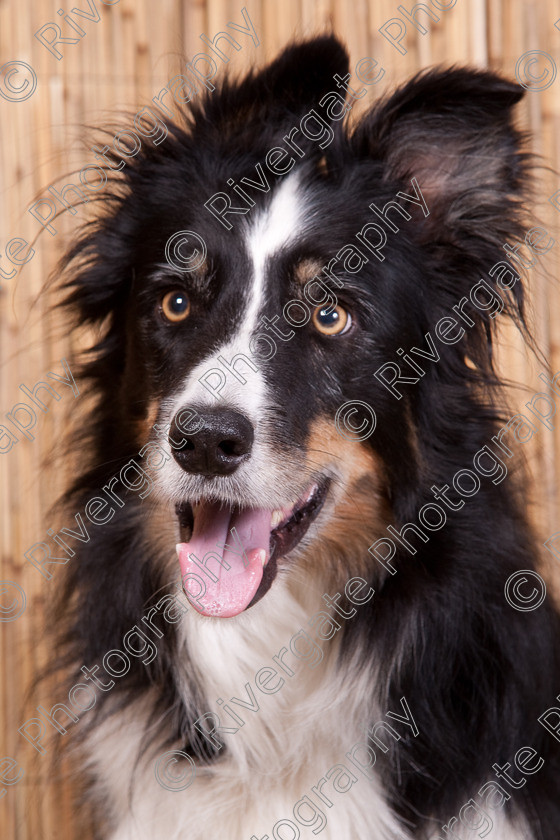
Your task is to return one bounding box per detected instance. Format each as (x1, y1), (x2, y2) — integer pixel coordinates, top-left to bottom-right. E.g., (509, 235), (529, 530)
(48, 35), (560, 840)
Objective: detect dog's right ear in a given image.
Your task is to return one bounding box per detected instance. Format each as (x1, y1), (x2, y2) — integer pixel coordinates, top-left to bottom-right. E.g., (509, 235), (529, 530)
(195, 35), (350, 134)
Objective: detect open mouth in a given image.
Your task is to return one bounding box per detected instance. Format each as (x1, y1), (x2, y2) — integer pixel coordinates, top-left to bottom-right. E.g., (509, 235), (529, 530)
(175, 478), (330, 618)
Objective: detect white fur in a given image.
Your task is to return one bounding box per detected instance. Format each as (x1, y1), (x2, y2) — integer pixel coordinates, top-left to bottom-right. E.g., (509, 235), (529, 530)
(82, 569), (530, 840)
(151, 171), (310, 513)
(82, 175), (531, 840)
(84, 574), (405, 839)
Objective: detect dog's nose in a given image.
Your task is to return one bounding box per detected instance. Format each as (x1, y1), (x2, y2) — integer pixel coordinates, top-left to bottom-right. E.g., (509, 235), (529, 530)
(169, 408), (254, 476)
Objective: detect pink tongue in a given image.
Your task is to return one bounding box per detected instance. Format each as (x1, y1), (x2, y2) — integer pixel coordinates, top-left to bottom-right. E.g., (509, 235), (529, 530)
(176, 502), (272, 618)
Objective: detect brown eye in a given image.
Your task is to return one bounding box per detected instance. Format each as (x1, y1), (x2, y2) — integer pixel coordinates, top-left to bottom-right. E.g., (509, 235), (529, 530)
(161, 290), (190, 323)
(312, 304), (351, 336)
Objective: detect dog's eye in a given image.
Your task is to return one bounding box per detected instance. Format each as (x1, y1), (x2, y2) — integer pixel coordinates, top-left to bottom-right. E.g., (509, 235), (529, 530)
(312, 304), (351, 336)
(161, 291), (190, 323)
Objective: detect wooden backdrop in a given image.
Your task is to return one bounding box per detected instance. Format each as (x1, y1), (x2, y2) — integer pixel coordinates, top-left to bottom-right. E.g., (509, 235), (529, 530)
(1, 0), (560, 837)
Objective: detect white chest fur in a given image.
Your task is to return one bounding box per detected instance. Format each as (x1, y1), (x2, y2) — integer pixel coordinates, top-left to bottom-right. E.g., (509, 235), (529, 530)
(82, 574), (529, 840)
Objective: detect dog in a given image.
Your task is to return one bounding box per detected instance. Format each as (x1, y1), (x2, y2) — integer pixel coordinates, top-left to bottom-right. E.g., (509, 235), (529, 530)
(48, 34), (560, 840)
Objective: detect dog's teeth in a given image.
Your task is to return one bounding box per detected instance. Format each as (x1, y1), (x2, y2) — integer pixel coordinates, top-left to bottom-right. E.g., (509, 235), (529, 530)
(271, 510), (284, 528)
(305, 484), (318, 504)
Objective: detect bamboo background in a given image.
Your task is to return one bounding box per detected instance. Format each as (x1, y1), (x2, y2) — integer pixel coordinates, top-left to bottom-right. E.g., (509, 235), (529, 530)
(1, 0), (560, 837)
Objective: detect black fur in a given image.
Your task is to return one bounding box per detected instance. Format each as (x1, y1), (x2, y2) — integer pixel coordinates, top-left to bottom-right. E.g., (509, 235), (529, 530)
(49, 34), (560, 838)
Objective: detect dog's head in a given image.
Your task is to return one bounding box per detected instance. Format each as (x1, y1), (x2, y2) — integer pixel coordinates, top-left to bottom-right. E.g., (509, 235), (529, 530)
(59, 36), (529, 619)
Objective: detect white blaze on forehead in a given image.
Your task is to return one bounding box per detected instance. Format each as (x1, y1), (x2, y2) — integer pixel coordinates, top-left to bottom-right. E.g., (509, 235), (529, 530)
(169, 170), (305, 420)
(242, 169), (304, 336)
(155, 170), (306, 508)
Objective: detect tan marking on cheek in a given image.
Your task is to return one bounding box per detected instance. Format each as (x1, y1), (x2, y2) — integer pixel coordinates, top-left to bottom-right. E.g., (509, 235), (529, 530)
(134, 397), (161, 444)
(303, 417), (381, 478)
(143, 500), (182, 570)
(296, 418), (393, 589)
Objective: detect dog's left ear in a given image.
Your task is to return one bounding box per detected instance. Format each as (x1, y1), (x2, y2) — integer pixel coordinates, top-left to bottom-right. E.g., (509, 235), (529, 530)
(352, 68), (527, 242)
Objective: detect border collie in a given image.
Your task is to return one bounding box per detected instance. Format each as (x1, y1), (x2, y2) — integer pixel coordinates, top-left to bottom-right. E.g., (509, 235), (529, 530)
(49, 34), (560, 840)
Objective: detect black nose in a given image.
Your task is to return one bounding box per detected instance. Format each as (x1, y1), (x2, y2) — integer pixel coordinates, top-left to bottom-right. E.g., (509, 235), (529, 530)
(169, 408), (254, 477)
